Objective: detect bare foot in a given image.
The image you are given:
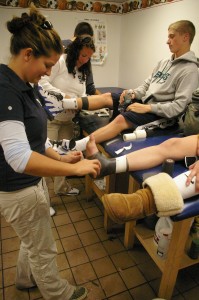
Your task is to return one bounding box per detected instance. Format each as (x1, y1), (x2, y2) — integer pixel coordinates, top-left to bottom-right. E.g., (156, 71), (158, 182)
(86, 134), (99, 158)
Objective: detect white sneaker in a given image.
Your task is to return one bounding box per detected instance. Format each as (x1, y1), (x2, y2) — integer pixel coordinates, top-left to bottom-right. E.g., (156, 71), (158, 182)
(56, 187), (80, 196)
(50, 207), (56, 216)
(66, 187), (80, 196)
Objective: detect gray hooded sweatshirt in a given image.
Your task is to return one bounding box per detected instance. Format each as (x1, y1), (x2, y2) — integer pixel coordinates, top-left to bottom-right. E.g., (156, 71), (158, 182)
(134, 51), (199, 119)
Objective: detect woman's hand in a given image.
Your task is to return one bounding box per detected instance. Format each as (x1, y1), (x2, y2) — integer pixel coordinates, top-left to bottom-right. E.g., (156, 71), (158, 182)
(74, 159), (101, 178)
(60, 151), (83, 163)
(186, 161), (199, 192)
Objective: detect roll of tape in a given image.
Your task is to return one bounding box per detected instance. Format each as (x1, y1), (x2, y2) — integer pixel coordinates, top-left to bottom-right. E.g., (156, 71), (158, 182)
(123, 133), (137, 141)
(135, 129), (147, 139)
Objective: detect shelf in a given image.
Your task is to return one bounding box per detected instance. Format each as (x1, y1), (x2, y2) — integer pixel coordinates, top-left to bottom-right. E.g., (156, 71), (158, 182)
(134, 223), (199, 273)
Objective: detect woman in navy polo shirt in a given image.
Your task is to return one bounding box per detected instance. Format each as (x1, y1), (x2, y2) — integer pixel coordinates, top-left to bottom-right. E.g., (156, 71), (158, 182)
(0, 5), (100, 300)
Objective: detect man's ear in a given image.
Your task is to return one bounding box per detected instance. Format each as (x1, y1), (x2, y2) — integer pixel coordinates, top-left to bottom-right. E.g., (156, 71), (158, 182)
(24, 48), (33, 62)
(183, 32), (189, 42)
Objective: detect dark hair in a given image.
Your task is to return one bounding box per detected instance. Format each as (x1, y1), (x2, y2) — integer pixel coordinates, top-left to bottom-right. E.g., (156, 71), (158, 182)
(168, 20), (196, 44)
(7, 4), (63, 57)
(66, 36), (95, 82)
(74, 22), (94, 37)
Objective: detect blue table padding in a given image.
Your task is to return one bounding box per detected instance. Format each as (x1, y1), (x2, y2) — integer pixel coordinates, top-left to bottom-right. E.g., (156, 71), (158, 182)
(171, 195), (199, 221)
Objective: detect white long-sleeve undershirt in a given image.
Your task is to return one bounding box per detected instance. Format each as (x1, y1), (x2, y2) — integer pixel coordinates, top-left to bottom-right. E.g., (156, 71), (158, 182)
(0, 121), (33, 173)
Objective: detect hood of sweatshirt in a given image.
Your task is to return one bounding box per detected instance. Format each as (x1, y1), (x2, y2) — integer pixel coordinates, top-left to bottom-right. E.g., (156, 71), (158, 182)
(171, 51), (199, 67)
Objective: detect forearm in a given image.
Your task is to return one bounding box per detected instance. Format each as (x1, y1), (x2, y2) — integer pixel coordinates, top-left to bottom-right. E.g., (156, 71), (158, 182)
(45, 146), (62, 161)
(63, 93), (113, 111)
(24, 152), (78, 177)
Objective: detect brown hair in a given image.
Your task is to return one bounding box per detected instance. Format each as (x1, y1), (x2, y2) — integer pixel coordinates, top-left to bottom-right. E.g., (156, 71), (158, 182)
(66, 36), (95, 81)
(7, 4), (63, 57)
(168, 20), (195, 44)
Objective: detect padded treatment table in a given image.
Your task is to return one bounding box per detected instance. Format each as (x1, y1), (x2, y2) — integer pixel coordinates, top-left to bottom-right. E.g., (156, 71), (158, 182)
(79, 107), (199, 300)
(101, 134), (199, 300)
(127, 170), (199, 300)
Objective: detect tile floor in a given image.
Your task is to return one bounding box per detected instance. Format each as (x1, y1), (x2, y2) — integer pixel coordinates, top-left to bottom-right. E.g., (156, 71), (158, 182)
(0, 177), (198, 300)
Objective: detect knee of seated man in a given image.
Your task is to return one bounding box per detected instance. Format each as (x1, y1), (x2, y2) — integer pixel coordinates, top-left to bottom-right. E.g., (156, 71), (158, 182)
(112, 114), (129, 127)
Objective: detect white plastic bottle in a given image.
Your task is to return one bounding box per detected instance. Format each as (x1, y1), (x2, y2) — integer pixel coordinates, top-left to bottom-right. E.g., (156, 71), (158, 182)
(157, 228), (172, 259)
(154, 217), (173, 246)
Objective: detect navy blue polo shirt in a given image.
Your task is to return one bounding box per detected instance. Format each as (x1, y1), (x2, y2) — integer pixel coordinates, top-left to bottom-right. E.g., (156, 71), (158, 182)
(0, 64), (47, 191)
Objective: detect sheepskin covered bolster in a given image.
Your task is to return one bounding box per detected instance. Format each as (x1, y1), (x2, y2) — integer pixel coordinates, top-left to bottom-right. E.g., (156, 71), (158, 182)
(143, 173), (184, 217)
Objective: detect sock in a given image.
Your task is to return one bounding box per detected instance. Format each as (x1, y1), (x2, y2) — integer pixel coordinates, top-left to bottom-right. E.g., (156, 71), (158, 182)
(115, 155), (128, 173)
(75, 136), (90, 151)
(62, 98), (78, 110)
(173, 170), (198, 199)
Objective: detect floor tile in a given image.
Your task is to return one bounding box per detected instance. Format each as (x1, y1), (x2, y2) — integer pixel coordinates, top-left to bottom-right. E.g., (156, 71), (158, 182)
(3, 267), (16, 287)
(0, 269), (2, 288)
(51, 227), (59, 240)
(99, 273), (126, 297)
(176, 268), (198, 292)
(68, 209), (87, 223)
(72, 262), (97, 284)
(92, 256), (117, 278)
(79, 230), (100, 246)
(57, 223), (76, 238)
(84, 280), (106, 300)
(137, 259), (161, 281)
(62, 235), (82, 251)
(110, 251), (136, 270)
(182, 285), (199, 300)
(60, 268), (76, 286)
(129, 283), (156, 300)
(108, 291), (133, 300)
(85, 243), (108, 261)
(29, 286), (44, 300)
(73, 220), (93, 234)
(57, 253), (70, 271)
(103, 239), (125, 255)
(53, 213), (71, 227)
(90, 216), (104, 229)
(66, 248), (89, 267)
(2, 251), (18, 269)
(1, 226), (17, 240)
(2, 237), (20, 254)
(65, 201), (82, 213)
(84, 206), (102, 219)
(4, 285), (29, 300)
(95, 228), (109, 242)
(119, 265), (146, 289)
(79, 198), (97, 209)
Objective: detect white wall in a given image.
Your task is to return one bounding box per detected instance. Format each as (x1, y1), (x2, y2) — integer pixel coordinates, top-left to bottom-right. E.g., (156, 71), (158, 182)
(119, 0), (199, 89)
(0, 7), (122, 87)
(0, 0), (198, 89)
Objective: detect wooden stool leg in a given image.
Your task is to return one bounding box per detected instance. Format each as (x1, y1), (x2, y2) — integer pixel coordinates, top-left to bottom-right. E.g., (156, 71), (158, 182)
(124, 220), (137, 249)
(104, 211), (115, 233)
(85, 174), (93, 201)
(158, 218), (193, 300)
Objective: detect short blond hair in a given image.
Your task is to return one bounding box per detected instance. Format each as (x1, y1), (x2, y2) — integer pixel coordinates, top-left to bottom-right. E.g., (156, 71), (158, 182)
(168, 20), (195, 44)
